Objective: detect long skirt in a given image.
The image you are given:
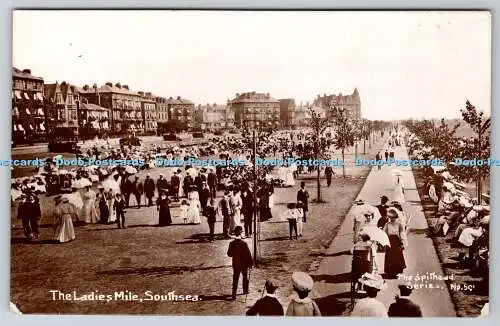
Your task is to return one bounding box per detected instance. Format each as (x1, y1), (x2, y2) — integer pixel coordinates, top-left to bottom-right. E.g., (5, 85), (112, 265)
(384, 234), (406, 276)
(107, 199), (116, 223)
(53, 215), (75, 243)
(159, 208), (172, 226)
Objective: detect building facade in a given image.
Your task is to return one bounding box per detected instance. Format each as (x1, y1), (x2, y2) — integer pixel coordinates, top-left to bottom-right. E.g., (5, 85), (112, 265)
(44, 81), (81, 133)
(155, 96), (169, 124)
(166, 96), (195, 129)
(279, 98), (296, 128)
(139, 91), (157, 134)
(79, 102), (110, 133)
(230, 92), (281, 129)
(12, 68), (46, 144)
(312, 88), (361, 120)
(194, 103), (234, 130)
(81, 82), (142, 134)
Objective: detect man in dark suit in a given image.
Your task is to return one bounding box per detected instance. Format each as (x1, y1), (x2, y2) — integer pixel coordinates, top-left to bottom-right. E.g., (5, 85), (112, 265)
(170, 172), (180, 202)
(388, 284), (423, 317)
(144, 174), (155, 206)
(241, 188), (254, 237)
(113, 194), (127, 229)
(156, 174), (168, 196)
(199, 181), (211, 215)
(247, 279), (284, 316)
(207, 169), (218, 198)
(131, 176), (143, 208)
(376, 195), (390, 228)
(227, 226), (253, 300)
(296, 181), (309, 223)
(218, 191), (231, 237)
(121, 176), (133, 208)
(325, 166), (334, 187)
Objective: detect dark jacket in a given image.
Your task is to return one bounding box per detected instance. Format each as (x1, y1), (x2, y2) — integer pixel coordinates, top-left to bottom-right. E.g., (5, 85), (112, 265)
(388, 298), (423, 317)
(242, 191), (254, 217)
(227, 238), (253, 270)
(171, 174), (180, 188)
(297, 188), (309, 211)
(114, 199), (126, 213)
(376, 204), (388, 218)
(157, 178), (168, 192)
(205, 205), (216, 224)
(144, 178), (155, 196)
(219, 197), (230, 216)
(246, 296), (284, 316)
(207, 172), (218, 186)
(21, 200), (41, 220)
(325, 166), (334, 177)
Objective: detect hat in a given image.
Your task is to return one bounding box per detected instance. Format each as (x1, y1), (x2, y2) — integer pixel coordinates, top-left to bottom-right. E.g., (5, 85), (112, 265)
(391, 200), (401, 206)
(265, 279), (279, 292)
(358, 273), (386, 291)
(381, 195), (389, 202)
(355, 198), (365, 205)
(234, 225), (243, 235)
(387, 207), (400, 219)
(287, 202), (296, 209)
(398, 283), (413, 296)
(292, 272), (314, 292)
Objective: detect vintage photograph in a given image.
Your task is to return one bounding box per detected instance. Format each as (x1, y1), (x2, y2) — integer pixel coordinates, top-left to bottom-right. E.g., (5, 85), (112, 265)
(10, 10), (490, 317)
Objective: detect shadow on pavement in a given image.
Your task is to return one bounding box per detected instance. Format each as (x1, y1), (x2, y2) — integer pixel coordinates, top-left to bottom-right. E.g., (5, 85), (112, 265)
(312, 272), (351, 284)
(199, 294), (234, 302)
(98, 264), (231, 276)
(309, 250), (351, 258)
(313, 293), (351, 316)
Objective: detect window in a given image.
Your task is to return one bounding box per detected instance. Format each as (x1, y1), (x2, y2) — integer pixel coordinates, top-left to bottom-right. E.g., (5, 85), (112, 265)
(58, 109), (65, 120)
(67, 94), (74, 105)
(56, 93), (64, 104)
(69, 110), (77, 120)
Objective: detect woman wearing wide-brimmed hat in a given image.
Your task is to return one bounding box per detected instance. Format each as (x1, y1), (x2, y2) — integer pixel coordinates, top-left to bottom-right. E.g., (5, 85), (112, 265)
(351, 275), (387, 316)
(383, 208), (407, 278)
(53, 196), (76, 243)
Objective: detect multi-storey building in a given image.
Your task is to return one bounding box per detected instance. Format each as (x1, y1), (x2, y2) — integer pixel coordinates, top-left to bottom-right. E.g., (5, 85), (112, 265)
(312, 88), (361, 120)
(155, 96), (169, 124)
(230, 92), (281, 129)
(166, 96), (195, 129)
(44, 81), (81, 133)
(80, 82), (142, 134)
(79, 101), (110, 132)
(194, 103), (234, 130)
(12, 68), (46, 143)
(139, 91), (157, 134)
(279, 98), (296, 128)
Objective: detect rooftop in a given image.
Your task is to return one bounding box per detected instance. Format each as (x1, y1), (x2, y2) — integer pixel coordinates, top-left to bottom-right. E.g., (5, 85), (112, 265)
(12, 67), (43, 81)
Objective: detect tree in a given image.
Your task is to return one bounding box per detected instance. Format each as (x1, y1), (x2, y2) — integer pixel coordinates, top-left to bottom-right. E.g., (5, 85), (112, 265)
(331, 106), (356, 178)
(158, 119), (187, 134)
(308, 107), (330, 202)
(459, 100), (491, 201)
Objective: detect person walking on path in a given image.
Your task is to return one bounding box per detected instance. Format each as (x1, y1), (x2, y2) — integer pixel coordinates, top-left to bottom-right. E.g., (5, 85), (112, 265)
(218, 191), (231, 237)
(53, 197), (76, 243)
(246, 279), (284, 316)
(157, 190), (172, 226)
(227, 226), (253, 300)
(376, 195), (390, 228)
(296, 182), (309, 223)
(207, 168), (218, 198)
(388, 283), (423, 317)
(241, 187), (254, 238)
(204, 198), (217, 242)
(286, 272), (321, 316)
(132, 176), (143, 208)
(114, 194), (126, 229)
(144, 174), (155, 207)
(325, 166), (334, 187)
(375, 152), (382, 170)
(19, 193), (41, 240)
(170, 171), (181, 202)
(383, 208), (407, 278)
(283, 202), (299, 240)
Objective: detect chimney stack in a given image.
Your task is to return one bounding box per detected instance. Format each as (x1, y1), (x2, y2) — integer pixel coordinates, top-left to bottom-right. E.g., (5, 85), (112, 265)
(105, 82), (113, 87)
(123, 85), (129, 90)
(22, 69), (31, 75)
(115, 83), (121, 88)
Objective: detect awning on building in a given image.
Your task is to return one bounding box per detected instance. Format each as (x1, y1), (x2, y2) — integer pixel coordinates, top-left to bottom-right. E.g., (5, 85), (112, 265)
(13, 124), (17, 131)
(37, 108), (44, 115)
(25, 108), (30, 115)
(13, 107), (19, 116)
(92, 121), (99, 129)
(29, 124), (34, 130)
(103, 121), (109, 129)
(17, 124), (24, 131)
(14, 91), (22, 99)
(129, 124), (136, 130)
(36, 93), (43, 101)
(40, 123), (45, 131)
(124, 112), (130, 118)
(24, 92), (30, 100)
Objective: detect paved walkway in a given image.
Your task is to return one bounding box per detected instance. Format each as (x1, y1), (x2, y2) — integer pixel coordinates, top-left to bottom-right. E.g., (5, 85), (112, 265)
(310, 142), (456, 316)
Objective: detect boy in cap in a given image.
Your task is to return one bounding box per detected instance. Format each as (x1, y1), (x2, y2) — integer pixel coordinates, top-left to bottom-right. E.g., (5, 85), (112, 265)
(388, 283), (422, 317)
(286, 272), (321, 316)
(246, 279), (284, 316)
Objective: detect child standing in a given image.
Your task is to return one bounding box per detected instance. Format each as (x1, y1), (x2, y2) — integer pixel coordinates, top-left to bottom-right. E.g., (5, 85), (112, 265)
(286, 272), (321, 316)
(180, 199), (190, 224)
(296, 202), (304, 237)
(283, 202), (299, 239)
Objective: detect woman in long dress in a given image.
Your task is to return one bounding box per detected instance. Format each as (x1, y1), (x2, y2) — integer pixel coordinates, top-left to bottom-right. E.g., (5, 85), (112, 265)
(81, 186), (99, 224)
(157, 191), (172, 226)
(383, 208), (407, 278)
(53, 197), (76, 243)
(393, 175), (405, 203)
(106, 189), (117, 223)
(230, 189), (243, 231)
(187, 187), (201, 224)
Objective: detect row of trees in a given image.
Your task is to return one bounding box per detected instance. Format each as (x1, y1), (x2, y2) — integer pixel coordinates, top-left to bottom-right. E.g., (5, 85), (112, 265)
(404, 100), (490, 201)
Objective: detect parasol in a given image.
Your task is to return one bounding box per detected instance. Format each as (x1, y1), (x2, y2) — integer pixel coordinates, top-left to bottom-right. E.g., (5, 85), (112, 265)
(72, 178), (92, 189)
(186, 167), (198, 177)
(101, 177), (121, 193)
(62, 192), (83, 210)
(124, 166), (138, 174)
(360, 226), (390, 247)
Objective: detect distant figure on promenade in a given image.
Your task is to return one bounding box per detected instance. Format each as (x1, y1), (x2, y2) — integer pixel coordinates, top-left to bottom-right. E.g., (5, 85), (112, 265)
(375, 152), (382, 170)
(218, 191), (231, 237)
(383, 208), (407, 278)
(19, 193), (41, 241)
(246, 279), (284, 316)
(325, 166), (334, 186)
(204, 198), (217, 242)
(157, 190), (172, 226)
(144, 174), (155, 207)
(114, 194), (126, 229)
(296, 182), (309, 223)
(227, 226), (253, 300)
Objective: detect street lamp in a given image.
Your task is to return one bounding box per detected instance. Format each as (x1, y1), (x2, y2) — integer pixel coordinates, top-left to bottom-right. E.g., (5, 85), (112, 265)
(252, 120), (260, 266)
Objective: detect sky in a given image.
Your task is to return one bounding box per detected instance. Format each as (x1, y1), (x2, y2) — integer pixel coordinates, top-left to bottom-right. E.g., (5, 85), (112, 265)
(12, 10), (491, 120)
